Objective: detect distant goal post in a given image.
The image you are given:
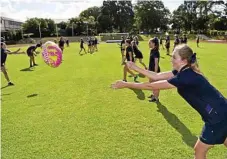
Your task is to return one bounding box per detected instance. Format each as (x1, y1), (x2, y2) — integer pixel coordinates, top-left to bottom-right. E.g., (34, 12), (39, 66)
(98, 33), (129, 43)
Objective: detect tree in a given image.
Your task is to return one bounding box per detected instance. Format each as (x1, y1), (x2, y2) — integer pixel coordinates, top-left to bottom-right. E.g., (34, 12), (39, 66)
(97, 0), (134, 33)
(134, 1), (170, 33)
(22, 18), (40, 37)
(22, 18), (56, 37)
(79, 6), (100, 21)
(171, 0), (227, 33)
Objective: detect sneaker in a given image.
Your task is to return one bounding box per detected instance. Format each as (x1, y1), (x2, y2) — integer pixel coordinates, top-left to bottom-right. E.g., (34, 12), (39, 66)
(34, 64), (38, 66)
(134, 75), (138, 82)
(123, 79), (127, 82)
(8, 82), (14, 86)
(149, 97), (159, 103)
(148, 94), (154, 98)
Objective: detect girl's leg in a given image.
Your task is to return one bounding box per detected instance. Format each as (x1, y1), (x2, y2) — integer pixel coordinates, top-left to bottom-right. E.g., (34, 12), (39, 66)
(32, 55), (37, 66)
(79, 48), (83, 54)
(152, 89), (160, 100)
(126, 66), (138, 82)
(83, 48), (87, 53)
(30, 56), (33, 67)
(139, 59), (147, 69)
(123, 65), (127, 81)
(121, 50), (124, 62)
(194, 139), (213, 159)
(224, 138), (227, 147)
(1, 66), (10, 82)
(148, 79), (154, 98)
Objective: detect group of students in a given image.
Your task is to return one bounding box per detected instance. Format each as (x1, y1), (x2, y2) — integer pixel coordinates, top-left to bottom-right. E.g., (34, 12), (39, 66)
(56, 36), (70, 53)
(160, 34), (188, 55)
(1, 41), (42, 86)
(112, 40), (227, 159)
(79, 37), (98, 55)
(120, 36), (165, 102)
(119, 34), (203, 102)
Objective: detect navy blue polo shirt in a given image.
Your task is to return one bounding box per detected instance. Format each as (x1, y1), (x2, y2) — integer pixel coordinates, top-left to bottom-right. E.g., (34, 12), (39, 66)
(149, 49), (160, 72)
(126, 46), (134, 62)
(27, 46), (36, 53)
(174, 37), (180, 45)
(120, 40), (125, 50)
(1, 47), (7, 64)
(168, 68), (227, 125)
(59, 40), (65, 47)
(80, 40), (84, 48)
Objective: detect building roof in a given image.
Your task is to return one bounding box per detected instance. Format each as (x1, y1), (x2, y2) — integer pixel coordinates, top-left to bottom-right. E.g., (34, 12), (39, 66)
(0, 16), (24, 23)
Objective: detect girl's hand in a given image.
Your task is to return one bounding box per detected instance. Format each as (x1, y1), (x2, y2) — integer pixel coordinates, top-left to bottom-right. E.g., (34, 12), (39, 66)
(111, 80), (126, 89)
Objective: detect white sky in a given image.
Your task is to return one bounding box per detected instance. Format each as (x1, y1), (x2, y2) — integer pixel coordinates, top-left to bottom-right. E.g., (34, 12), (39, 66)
(1, 0), (184, 22)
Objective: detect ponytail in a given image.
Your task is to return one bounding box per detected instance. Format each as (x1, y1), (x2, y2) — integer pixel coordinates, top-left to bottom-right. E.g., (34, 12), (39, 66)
(189, 53), (203, 75)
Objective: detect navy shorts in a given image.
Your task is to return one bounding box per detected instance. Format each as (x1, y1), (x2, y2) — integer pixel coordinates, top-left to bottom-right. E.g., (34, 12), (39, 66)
(200, 118), (227, 145)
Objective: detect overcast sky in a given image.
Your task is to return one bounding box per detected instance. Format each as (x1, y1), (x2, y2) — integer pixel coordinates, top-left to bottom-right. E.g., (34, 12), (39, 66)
(1, 0), (184, 22)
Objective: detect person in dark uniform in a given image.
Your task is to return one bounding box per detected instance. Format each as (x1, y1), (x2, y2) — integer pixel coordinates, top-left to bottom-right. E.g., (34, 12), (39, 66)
(197, 36), (200, 48)
(26, 44), (41, 68)
(131, 40), (147, 69)
(119, 36), (125, 62)
(160, 36), (164, 49)
(148, 37), (161, 102)
(165, 35), (170, 55)
(58, 36), (65, 52)
(182, 34), (188, 44)
(66, 39), (69, 47)
(129, 36), (133, 43)
(79, 38), (86, 55)
(173, 34), (180, 50)
(122, 39), (138, 82)
(112, 44), (227, 159)
(87, 37), (92, 53)
(133, 36), (139, 46)
(180, 35), (184, 44)
(1, 42), (23, 86)
(94, 37), (98, 52)
(91, 37), (95, 53)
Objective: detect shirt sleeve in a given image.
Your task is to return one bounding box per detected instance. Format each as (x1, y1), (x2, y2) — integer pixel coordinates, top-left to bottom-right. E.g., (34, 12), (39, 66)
(167, 71), (200, 88)
(153, 51), (160, 58)
(126, 47), (132, 53)
(167, 75), (184, 88)
(172, 70), (178, 75)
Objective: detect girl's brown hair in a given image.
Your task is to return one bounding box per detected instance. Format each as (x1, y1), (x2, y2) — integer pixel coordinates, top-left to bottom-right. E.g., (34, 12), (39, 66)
(174, 44), (201, 74)
(149, 38), (159, 50)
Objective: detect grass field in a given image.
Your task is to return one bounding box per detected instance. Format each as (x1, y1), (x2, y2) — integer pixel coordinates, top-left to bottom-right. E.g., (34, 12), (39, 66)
(1, 41), (227, 159)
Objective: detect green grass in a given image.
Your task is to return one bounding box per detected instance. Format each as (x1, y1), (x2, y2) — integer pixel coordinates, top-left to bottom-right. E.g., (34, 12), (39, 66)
(2, 41), (227, 159)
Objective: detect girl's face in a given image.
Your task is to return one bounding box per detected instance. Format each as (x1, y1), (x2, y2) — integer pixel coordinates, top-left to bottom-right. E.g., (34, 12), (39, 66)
(1, 43), (6, 49)
(125, 41), (130, 46)
(171, 51), (187, 70)
(148, 41), (155, 49)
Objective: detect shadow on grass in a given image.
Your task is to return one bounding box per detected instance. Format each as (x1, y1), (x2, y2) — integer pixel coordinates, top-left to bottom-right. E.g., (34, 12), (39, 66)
(130, 88), (145, 100)
(27, 94), (38, 98)
(156, 102), (197, 148)
(1, 93), (12, 96)
(1, 84), (14, 89)
(20, 68), (34, 71)
(138, 73), (145, 78)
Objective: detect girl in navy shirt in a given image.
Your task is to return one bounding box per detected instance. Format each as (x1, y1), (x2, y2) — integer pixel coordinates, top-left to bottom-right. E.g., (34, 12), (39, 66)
(165, 35), (170, 55)
(26, 44), (41, 68)
(131, 41), (147, 70)
(148, 38), (161, 102)
(1, 42), (23, 86)
(112, 44), (227, 159)
(122, 39), (138, 82)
